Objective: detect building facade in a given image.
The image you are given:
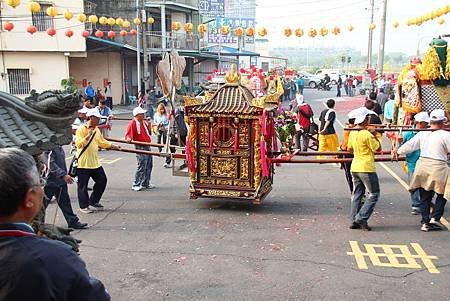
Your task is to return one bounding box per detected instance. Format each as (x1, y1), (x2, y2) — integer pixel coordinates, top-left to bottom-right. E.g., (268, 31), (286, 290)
(0, 0), (86, 96)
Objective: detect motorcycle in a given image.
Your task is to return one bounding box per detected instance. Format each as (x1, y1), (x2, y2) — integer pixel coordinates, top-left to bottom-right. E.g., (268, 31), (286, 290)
(317, 79), (332, 91)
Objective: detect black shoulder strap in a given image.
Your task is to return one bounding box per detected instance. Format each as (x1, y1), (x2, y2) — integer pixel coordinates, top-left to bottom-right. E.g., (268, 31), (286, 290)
(77, 130), (96, 159)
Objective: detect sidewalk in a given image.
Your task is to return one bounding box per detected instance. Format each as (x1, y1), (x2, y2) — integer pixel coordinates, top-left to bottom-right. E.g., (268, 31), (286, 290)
(111, 104), (135, 115)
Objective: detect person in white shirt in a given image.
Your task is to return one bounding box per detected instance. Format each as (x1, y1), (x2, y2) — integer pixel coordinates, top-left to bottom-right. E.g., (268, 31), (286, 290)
(393, 109), (450, 232)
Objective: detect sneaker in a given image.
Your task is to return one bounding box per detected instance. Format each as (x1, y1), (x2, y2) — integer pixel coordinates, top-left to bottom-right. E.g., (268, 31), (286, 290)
(90, 203), (104, 211)
(430, 218), (445, 230)
(356, 220), (372, 231)
(79, 206), (96, 214)
(143, 183), (156, 189)
(349, 222), (361, 229)
(69, 222), (89, 229)
(163, 163), (171, 168)
(421, 223), (431, 232)
(411, 207), (421, 215)
(132, 185), (143, 191)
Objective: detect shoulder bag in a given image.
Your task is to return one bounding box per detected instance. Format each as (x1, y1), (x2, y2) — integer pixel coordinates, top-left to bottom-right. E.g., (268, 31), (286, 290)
(68, 131), (96, 177)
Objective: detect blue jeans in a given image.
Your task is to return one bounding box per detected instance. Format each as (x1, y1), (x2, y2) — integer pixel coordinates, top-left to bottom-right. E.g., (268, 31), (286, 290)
(408, 171), (421, 209)
(133, 145), (153, 187)
(419, 189), (447, 224)
(351, 172), (380, 223)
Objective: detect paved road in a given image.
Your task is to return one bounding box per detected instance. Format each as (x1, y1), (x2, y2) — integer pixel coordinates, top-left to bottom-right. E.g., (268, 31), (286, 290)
(47, 90), (450, 300)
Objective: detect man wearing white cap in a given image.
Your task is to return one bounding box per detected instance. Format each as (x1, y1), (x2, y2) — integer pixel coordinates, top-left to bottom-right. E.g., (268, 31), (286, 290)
(74, 108), (120, 213)
(347, 107), (382, 231)
(398, 112), (430, 215)
(72, 107), (89, 135)
(125, 107), (155, 191)
(395, 109), (450, 231)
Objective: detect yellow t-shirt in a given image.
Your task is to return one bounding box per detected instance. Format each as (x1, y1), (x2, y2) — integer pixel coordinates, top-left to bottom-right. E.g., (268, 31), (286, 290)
(75, 124), (112, 169)
(348, 129), (381, 173)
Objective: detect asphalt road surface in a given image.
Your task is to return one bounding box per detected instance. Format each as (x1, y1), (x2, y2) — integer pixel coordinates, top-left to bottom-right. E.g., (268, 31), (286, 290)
(47, 89), (450, 300)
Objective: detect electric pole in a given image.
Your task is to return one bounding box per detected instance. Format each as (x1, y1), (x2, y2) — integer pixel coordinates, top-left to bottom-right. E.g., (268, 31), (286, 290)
(142, 3), (150, 91)
(136, 0), (141, 94)
(377, 0), (387, 76)
(367, 0), (374, 69)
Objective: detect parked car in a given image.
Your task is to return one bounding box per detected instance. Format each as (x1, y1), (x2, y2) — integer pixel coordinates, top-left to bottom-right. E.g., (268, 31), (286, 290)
(297, 71), (322, 89)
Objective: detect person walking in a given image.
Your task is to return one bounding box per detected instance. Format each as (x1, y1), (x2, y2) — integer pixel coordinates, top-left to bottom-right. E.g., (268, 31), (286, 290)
(0, 148), (110, 301)
(282, 77), (291, 101)
(339, 109), (358, 194)
(383, 93), (395, 124)
(318, 99), (339, 158)
(153, 103), (170, 161)
(347, 76), (354, 97)
(290, 77), (297, 100)
(84, 82), (95, 102)
(125, 107), (155, 191)
(74, 108), (120, 213)
(344, 75), (349, 96)
(296, 76), (305, 95)
(104, 81), (113, 109)
(347, 108), (382, 231)
(97, 100), (113, 138)
(398, 112), (430, 215)
(376, 88), (388, 115)
(294, 94), (314, 151)
(337, 75), (342, 97)
(394, 109), (450, 231)
(42, 146), (88, 229)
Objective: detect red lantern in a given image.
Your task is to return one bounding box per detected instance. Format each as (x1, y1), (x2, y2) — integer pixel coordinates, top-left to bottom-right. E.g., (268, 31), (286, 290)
(3, 22), (14, 32)
(107, 30), (116, 39)
(120, 30), (127, 37)
(65, 29), (74, 38)
(213, 68), (218, 73)
(46, 27), (56, 37)
(207, 74), (213, 81)
(130, 29), (137, 36)
(95, 30), (104, 38)
(82, 30), (90, 38)
(239, 68), (246, 74)
(27, 25), (37, 34)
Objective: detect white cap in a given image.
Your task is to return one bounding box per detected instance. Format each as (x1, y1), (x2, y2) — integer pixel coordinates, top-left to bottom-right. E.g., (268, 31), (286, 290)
(430, 109), (447, 122)
(78, 107), (89, 114)
(414, 111), (430, 123)
(86, 108), (102, 118)
(353, 107), (376, 125)
(133, 106), (147, 116)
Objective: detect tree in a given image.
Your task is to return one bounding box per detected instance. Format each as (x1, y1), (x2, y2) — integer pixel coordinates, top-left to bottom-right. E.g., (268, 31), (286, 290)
(60, 77), (78, 93)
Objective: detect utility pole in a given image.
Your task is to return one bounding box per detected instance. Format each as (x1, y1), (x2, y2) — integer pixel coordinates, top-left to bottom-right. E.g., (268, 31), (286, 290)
(136, 0), (141, 94)
(367, 0), (375, 69)
(376, 0), (387, 76)
(142, 3), (150, 91)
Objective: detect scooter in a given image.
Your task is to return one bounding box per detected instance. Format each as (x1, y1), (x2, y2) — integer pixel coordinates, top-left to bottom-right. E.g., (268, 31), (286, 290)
(317, 79), (332, 91)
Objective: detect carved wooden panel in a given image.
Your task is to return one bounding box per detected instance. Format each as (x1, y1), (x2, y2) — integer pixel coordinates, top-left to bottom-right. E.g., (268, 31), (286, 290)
(211, 157), (237, 178)
(240, 158), (249, 180)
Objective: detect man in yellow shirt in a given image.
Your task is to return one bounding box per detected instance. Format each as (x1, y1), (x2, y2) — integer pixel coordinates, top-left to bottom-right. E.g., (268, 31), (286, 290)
(347, 108), (382, 231)
(75, 108), (120, 213)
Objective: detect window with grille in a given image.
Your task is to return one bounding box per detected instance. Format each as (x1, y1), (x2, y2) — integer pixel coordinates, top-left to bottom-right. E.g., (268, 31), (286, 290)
(32, 4), (54, 31)
(8, 69), (31, 95)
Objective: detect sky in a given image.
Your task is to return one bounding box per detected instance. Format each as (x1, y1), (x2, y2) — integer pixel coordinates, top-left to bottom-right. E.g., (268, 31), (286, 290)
(255, 0), (450, 55)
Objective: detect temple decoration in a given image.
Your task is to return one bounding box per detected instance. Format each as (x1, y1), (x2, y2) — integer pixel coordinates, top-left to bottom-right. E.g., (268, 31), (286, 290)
(183, 65), (281, 204)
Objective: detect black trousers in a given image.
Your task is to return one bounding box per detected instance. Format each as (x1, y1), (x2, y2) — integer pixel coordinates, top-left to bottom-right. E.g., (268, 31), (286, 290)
(77, 167), (107, 209)
(44, 184), (79, 227)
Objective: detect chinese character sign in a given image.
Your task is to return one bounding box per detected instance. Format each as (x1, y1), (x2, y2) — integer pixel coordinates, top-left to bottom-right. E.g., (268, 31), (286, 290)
(199, 0), (225, 18)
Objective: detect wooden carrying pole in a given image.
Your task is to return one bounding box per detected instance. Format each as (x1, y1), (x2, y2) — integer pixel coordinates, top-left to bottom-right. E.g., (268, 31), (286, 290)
(106, 137), (184, 150)
(343, 127), (449, 132)
(113, 147), (186, 159)
(270, 156), (406, 164)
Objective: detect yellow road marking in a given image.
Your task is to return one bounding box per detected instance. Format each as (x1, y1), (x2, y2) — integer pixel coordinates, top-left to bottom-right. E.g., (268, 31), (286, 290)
(99, 157), (122, 164)
(347, 241), (439, 274)
(331, 105), (450, 231)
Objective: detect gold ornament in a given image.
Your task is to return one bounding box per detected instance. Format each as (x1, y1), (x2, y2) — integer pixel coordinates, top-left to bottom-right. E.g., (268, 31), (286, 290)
(171, 22), (181, 31)
(438, 18), (445, 25)
(198, 24), (207, 33)
(46, 6), (58, 18)
(246, 27), (255, 37)
(234, 27), (244, 37)
(422, 47), (443, 80)
(347, 24), (354, 32)
(319, 27), (328, 36)
(28, 1), (40, 13)
(392, 21), (399, 28)
(221, 25), (230, 35)
(332, 26), (340, 35)
(308, 28), (317, 38)
(147, 17), (154, 24)
(134, 18), (142, 25)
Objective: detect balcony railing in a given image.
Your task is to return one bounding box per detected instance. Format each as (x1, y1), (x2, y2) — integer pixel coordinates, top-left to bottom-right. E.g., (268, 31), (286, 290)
(147, 31), (208, 51)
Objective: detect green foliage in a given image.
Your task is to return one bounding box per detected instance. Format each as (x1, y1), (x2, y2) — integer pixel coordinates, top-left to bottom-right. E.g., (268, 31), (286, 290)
(60, 77), (78, 93)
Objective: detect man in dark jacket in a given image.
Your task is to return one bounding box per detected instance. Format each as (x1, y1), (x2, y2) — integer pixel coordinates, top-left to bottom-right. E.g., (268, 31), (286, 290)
(0, 148), (110, 300)
(43, 146), (88, 229)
